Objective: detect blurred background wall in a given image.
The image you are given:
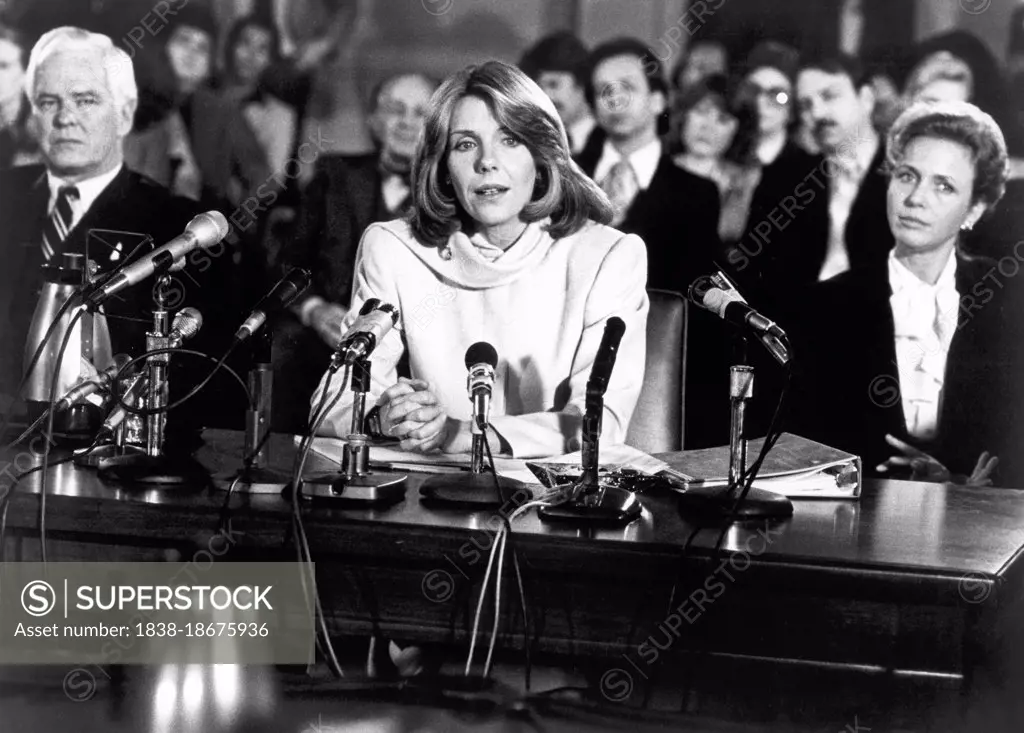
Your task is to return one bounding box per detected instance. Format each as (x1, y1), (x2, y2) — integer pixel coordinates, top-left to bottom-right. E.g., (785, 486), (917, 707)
(1, 0), (1019, 153)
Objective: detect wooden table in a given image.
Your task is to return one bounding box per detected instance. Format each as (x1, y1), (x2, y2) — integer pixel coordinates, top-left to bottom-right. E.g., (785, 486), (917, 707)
(4, 429), (1024, 728)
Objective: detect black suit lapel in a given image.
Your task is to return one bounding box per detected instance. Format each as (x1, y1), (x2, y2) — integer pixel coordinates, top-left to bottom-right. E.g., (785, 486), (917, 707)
(63, 166), (134, 267)
(575, 127), (605, 175)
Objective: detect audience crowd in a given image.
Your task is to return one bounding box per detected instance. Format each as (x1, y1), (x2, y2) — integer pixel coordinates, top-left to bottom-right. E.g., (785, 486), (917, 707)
(2, 1), (1024, 487)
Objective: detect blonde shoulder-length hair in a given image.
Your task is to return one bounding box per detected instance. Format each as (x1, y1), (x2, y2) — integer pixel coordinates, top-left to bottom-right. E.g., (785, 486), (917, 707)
(410, 60), (613, 248)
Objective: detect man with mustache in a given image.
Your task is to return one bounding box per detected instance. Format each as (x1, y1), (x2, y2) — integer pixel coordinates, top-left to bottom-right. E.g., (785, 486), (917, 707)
(794, 53), (894, 283)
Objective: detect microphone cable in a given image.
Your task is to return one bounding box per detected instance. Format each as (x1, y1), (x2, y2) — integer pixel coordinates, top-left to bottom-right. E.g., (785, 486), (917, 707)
(290, 366), (350, 680)
(109, 343), (251, 417)
(0, 439), (104, 563)
(481, 429), (532, 685)
(35, 304), (90, 564)
(464, 427), (566, 684)
(216, 426), (274, 534)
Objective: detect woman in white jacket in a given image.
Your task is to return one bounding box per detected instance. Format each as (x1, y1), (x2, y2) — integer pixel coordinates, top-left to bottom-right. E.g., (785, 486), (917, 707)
(314, 60), (649, 458)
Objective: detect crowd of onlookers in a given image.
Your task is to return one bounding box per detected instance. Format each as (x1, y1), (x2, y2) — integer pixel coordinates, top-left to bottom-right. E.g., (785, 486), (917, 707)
(2, 2), (1024, 486)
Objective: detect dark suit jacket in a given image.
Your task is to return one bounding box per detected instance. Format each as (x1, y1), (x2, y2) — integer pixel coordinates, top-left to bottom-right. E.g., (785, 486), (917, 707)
(272, 154), (399, 433)
(752, 143), (894, 303)
(577, 143), (722, 294)
(788, 253), (1012, 481)
(573, 126), (605, 169)
(578, 141), (727, 447)
(0, 164), (234, 433)
(285, 154), (392, 307)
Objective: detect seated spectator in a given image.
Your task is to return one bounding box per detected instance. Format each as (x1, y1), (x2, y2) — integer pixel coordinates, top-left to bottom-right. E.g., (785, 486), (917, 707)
(272, 72), (437, 433)
(0, 23), (40, 168)
(669, 73), (760, 245)
(742, 41), (801, 170)
(0, 26), (232, 439)
(726, 42), (830, 299)
(312, 61), (648, 458)
(577, 37), (723, 448)
(789, 53), (893, 285)
(162, 4), (270, 212)
(221, 14), (298, 176)
(518, 31), (599, 158)
(123, 46), (202, 201)
(577, 37), (720, 295)
(904, 30), (1024, 260)
(790, 101), (1011, 485)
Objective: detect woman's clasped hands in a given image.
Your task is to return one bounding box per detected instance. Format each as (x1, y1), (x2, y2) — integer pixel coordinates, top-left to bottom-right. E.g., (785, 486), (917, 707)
(376, 378), (473, 454)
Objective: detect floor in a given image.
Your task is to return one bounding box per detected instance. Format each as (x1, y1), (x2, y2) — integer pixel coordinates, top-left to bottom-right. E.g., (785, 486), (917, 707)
(2, 659), (1012, 733)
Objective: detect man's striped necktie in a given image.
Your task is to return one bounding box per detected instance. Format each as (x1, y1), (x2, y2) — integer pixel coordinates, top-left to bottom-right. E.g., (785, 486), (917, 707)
(41, 185), (79, 261)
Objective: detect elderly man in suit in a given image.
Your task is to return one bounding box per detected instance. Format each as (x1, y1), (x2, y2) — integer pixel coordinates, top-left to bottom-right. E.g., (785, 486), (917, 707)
(0, 27), (226, 442)
(272, 71), (437, 431)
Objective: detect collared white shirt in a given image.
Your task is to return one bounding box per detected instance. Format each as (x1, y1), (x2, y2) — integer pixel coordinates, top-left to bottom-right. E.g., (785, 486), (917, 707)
(567, 115), (596, 156)
(592, 138), (662, 192)
(819, 133), (880, 281)
(381, 173), (411, 214)
(46, 164), (122, 229)
(888, 249), (960, 439)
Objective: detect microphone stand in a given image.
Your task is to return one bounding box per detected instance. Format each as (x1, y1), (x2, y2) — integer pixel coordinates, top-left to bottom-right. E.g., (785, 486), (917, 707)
(676, 354), (793, 519)
(215, 328), (291, 493)
(418, 417), (531, 509)
(95, 275), (205, 485)
(74, 371), (147, 467)
(537, 377), (641, 526)
(301, 355), (408, 504)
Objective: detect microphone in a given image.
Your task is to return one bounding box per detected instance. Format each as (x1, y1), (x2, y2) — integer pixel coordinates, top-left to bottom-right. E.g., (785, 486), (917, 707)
(85, 211), (230, 306)
(587, 317), (626, 398)
(54, 354), (132, 411)
(336, 300), (400, 364)
(170, 307), (204, 342)
(465, 342), (498, 429)
(234, 269), (311, 342)
(688, 272), (791, 365)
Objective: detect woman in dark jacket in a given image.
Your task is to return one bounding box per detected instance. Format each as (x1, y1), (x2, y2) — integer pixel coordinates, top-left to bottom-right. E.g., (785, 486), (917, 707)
(790, 100), (1011, 485)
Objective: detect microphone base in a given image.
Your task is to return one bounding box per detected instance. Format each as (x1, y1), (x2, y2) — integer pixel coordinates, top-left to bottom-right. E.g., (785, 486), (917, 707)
(537, 486), (642, 527)
(298, 470), (408, 506)
(96, 453), (208, 487)
(74, 442), (146, 468)
(676, 484), (794, 520)
(419, 472), (532, 509)
(211, 466), (292, 495)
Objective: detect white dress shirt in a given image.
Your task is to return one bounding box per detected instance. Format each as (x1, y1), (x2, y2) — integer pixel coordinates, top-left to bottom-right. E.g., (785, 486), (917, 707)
(819, 134), (879, 281)
(592, 138), (662, 192)
(889, 249), (960, 439)
(46, 164), (122, 227)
